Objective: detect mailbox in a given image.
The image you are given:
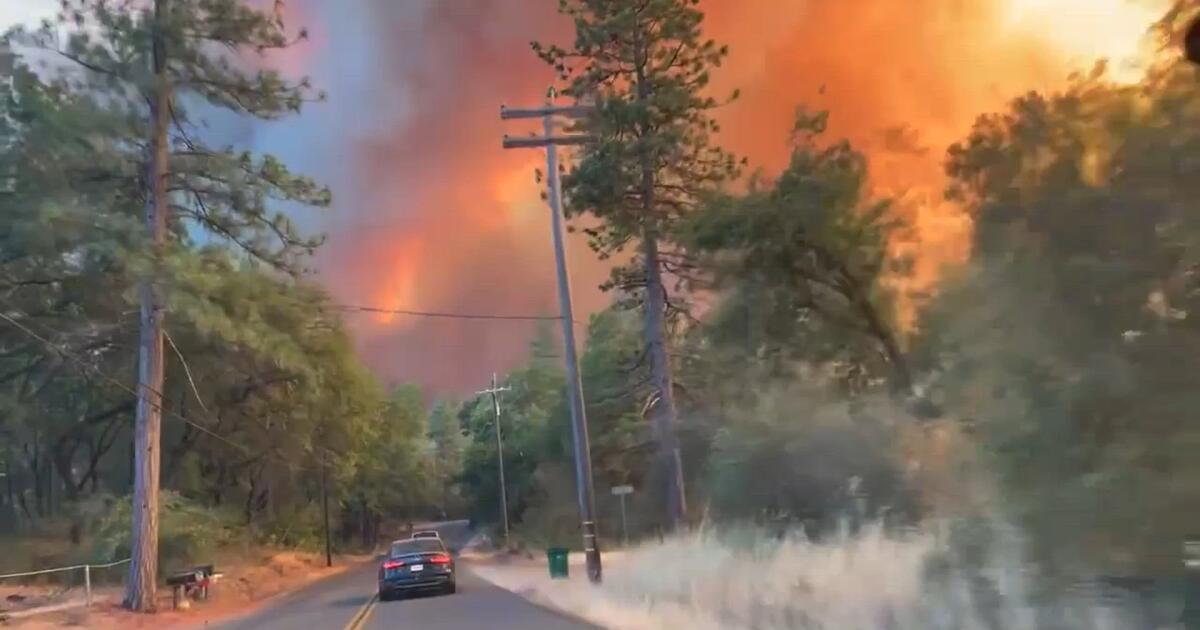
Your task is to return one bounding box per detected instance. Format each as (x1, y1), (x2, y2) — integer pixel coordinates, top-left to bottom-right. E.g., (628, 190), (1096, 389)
(166, 564), (221, 609)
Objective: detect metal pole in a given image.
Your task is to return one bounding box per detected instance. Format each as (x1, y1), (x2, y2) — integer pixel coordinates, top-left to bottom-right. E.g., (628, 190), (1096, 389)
(544, 109), (602, 584)
(84, 564), (92, 607)
(619, 494), (628, 546)
(491, 373), (511, 547)
(321, 453), (332, 568)
(1184, 537), (1200, 629)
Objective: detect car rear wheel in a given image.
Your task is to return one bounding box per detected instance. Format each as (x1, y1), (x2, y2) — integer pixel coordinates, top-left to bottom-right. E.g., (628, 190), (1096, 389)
(446, 581), (456, 595)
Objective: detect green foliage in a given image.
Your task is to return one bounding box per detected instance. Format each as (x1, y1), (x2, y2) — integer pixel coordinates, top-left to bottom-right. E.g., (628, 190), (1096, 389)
(0, 1), (435, 557)
(576, 308), (654, 487)
(706, 384), (916, 531)
(351, 385), (435, 523)
(91, 491), (242, 569)
(923, 50), (1200, 574)
(427, 401), (468, 516)
(683, 108), (911, 395)
(459, 325), (566, 527)
(533, 0), (739, 288)
(17, 0), (332, 276)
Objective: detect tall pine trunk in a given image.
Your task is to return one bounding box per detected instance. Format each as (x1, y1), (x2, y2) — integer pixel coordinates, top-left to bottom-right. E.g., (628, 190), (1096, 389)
(635, 47), (687, 530)
(641, 232), (688, 530)
(125, 0), (170, 611)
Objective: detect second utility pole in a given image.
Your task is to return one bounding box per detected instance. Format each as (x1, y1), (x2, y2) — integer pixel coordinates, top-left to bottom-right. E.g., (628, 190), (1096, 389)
(501, 93), (602, 583)
(477, 374), (512, 547)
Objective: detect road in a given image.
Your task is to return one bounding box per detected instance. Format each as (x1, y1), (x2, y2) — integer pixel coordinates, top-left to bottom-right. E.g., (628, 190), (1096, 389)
(210, 522), (596, 630)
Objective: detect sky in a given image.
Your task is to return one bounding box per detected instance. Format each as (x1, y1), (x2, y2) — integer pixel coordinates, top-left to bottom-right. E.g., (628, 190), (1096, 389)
(1, 0), (1173, 395)
(0, 2), (53, 27)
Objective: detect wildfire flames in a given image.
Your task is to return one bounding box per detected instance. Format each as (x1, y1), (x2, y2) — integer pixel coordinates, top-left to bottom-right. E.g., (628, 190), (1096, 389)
(299, 0), (1169, 390)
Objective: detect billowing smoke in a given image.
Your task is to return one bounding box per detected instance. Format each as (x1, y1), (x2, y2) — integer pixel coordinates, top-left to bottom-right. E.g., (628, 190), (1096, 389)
(313, 1), (612, 394)
(703, 0), (1164, 326)
(286, 0), (1164, 392)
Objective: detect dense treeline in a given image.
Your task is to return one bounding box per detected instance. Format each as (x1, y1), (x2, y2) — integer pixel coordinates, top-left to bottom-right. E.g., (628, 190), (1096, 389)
(0, 4), (444, 570)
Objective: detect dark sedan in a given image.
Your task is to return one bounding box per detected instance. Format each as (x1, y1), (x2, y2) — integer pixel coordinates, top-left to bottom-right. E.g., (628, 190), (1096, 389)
(378, 537), (456, 600)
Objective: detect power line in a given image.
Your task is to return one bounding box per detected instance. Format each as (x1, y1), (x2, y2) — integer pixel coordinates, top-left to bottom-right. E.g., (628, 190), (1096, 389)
(0, 308), (250, 453)
(0, 297), (583, 476)
(335, 304), (570, 322)
(0, 306), (337, 472)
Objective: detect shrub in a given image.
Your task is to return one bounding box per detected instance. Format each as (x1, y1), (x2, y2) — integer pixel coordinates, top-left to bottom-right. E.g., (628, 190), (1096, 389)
(706, 385), (918, 533)
(90, 491), (243, 572)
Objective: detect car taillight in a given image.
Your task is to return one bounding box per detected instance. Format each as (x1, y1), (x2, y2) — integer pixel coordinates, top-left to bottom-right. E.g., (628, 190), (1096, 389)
(430, 554), (451, 565)
(383, 560), (405, 570)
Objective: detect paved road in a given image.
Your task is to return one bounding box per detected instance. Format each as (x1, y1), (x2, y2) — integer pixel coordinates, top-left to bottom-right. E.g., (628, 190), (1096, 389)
(365, 566), (592, 630)
(211, 560), (593, 630)
(211, 522), (596, 630)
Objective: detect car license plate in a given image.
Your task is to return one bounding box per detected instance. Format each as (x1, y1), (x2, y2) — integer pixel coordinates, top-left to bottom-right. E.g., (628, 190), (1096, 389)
(410, 564), (424, 572)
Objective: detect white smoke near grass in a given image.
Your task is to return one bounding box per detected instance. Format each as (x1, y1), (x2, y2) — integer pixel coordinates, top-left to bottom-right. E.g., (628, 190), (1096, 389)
(474, 522), (1158, 630)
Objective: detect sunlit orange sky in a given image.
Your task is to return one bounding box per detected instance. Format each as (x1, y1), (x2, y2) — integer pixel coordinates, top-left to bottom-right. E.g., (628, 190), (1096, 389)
(241, 0), (1168, 394)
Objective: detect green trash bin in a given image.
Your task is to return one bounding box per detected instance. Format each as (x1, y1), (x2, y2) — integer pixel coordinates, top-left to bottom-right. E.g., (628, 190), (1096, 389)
(546, 547), (569, 579)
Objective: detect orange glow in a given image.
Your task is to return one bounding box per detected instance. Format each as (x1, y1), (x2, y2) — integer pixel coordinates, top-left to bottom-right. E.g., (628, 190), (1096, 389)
(703, 0), (1166, 329)
(1004, 0), (1162, 81)
(491, 157), (546, 226)
(312, 0), (1173, 390)
(369, 236), (424, 327)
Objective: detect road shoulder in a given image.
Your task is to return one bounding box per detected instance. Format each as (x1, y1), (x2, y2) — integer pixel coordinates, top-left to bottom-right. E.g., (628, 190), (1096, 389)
(465, 552), (610, 628)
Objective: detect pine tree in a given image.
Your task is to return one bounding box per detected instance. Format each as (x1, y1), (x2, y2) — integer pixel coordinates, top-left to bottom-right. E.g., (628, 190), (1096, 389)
(35, 0), (328, 610)
(533, 0), (739, 529)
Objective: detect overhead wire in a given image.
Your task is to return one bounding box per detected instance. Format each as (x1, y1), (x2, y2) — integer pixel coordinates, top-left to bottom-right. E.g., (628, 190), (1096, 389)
(0, 305), (338, 473)
(333, 303), (572, 323)
(0, 297), (581, 470)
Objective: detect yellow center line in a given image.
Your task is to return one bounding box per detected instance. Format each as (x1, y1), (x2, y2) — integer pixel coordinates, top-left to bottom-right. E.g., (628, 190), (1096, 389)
(341, 592), (378, 630)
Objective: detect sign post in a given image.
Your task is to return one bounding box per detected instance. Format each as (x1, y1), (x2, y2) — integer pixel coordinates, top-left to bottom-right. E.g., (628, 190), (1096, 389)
(1183, 537), (1200, 628)
(611, 485), (633, 545)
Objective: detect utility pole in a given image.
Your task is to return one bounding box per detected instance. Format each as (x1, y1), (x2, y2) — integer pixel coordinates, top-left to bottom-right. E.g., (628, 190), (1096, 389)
(476, 374), (512, 547)
(126, 0), (170, 611)
(321, 451), (332, 568)
(500, 93), (603, 583)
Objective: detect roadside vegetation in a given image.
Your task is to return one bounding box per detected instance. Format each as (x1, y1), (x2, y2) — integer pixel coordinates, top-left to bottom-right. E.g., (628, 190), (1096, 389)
(0, 1), (442, 579)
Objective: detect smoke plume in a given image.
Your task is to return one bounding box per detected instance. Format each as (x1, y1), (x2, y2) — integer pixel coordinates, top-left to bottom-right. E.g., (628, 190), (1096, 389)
(293, 0), (1164, 391)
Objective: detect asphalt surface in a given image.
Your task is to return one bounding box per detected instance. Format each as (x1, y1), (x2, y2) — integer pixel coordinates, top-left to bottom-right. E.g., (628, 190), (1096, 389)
(210, 522), (597, 630)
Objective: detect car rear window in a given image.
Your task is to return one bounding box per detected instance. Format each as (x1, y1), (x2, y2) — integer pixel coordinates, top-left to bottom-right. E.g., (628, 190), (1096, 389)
(390, 539), (444, 556)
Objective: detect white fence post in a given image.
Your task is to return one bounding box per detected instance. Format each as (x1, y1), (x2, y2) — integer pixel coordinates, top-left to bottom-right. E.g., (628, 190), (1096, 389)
(84, 564), (92, 607)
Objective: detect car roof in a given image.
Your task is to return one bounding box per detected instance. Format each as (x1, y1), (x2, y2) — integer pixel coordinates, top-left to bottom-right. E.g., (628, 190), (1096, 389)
(389, 535), (443, 544)
(388, 538), (446, 555)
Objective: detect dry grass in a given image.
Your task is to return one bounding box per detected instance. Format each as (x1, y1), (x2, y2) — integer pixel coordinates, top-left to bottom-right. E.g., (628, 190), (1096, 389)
(474, 523), (1158, 630)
